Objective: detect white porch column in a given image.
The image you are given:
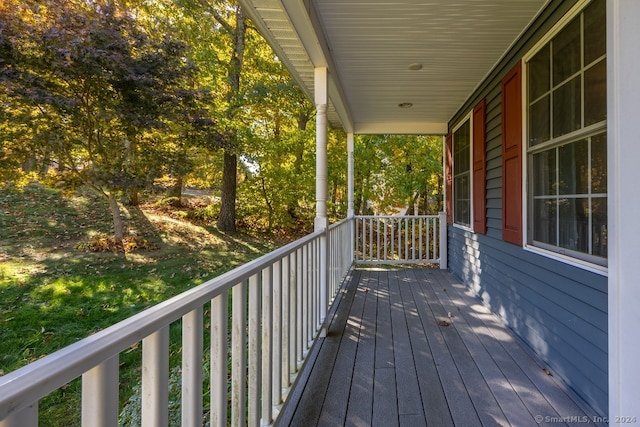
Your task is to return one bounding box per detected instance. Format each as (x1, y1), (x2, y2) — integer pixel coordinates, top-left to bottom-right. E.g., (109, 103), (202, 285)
(315, 67), (329, 231)
(608, 0), (640, 420)
(314, 67), (328, 328)
(347, 132), (355, 218)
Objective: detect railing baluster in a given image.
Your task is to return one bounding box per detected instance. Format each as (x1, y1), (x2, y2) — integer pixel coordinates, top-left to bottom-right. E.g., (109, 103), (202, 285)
(419, 217), (424, 260)
(271, 260), (283, 405)
(248, 273), (261, 427)
(411, 217), (416, 260)
(281, 255), (290, 391)
(82, 355), (119, 427)
(302, 244), (309, 353)
(312, 239), (318, 332)
(398, 218), (403, 260)
(231, 282), (247, 427)
(391, 218), (395, 260)
(262, 266), (274, 425)
(403, 218), (407, 261)
(210, 292), (228, 427)
(376, 217), (381, 260)
(368, 217), (373, 261)
(361, 217), (365, 261)
(142, 327), (169, 427)
(296, 247), (303, 364)
(427, 217), (432, 261)
(271, 261), (282, 405)
(181, 308), (203, 427)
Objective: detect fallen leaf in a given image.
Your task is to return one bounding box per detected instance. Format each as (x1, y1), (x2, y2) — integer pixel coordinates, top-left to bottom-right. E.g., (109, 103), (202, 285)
(438, 320), (450, 327)
(543, 368), (552, 376)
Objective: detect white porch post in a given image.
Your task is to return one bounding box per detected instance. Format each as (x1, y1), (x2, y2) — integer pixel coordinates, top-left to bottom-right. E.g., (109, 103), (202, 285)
(314, 67), (328, 327)
(608, 0), (640, 420)
(347, 132), (355, 218)
(347, 132), (355, 265)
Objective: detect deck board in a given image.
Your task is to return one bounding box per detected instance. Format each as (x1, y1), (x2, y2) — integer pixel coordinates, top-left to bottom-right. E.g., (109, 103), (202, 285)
(278, 267), (600, 427)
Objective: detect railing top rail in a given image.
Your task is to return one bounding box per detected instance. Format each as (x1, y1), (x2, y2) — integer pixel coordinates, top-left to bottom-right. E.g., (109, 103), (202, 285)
(0, 227), (326, 420)
(355, 214), (440, 219)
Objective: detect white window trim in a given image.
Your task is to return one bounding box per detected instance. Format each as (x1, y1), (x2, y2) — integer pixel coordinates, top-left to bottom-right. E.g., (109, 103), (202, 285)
(522, 0), (607, 274)
(452, 111), (474, 231)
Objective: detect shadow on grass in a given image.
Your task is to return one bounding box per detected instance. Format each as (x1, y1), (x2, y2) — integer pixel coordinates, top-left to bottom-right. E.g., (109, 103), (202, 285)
(0, 183), (279, 426)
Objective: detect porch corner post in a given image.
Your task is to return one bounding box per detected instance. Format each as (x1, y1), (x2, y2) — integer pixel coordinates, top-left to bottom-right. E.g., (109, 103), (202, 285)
(439, 211), (447, 270)
(608, 0), (640, 420)
(347, 132), (355, 218)
(347, 132), (355, 265)
(314, 67), (329, 328)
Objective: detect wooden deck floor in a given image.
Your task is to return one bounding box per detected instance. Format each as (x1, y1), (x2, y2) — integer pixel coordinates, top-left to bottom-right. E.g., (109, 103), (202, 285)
(277, 267), (601, 427)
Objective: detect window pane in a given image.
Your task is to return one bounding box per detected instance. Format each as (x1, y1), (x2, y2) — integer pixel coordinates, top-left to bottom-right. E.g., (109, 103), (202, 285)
(454, 174), (470, 226)
(559, 140), (588, 195)
(533, 198), (556, 246)
(529, 45), (550, 100)
(591, 132), (607, 193)
(558, 197), (589, 253)
(453, 120), (470, 175)
(584, 0), (606, 65)
(529, 95), (550, 146)
(533, 150), (556, 196)
(553, 76), (581, 137)
(585, 59), (607, 126)
(591, 196), (607, 257)
(553, 17), (581, 84)
(526, 4), (607, 263)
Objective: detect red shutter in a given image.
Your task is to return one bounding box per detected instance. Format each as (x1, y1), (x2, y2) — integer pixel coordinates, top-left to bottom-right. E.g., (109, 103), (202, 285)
(445, 132), (453, 225)
(501, 62), (523, 246)
(473, 99), (487, 234)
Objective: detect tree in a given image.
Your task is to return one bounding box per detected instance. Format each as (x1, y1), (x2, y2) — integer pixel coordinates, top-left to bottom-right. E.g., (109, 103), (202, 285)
(1, 0), (213, 243)
(354, 135), (443, 215)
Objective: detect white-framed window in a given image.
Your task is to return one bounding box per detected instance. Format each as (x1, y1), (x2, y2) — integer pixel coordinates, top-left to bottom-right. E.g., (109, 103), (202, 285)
(525, 0), (606, 267)
(453, 114), (472, 228)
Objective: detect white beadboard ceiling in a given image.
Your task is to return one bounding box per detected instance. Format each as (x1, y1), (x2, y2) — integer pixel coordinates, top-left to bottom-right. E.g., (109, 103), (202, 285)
(239, 0), (548, 134)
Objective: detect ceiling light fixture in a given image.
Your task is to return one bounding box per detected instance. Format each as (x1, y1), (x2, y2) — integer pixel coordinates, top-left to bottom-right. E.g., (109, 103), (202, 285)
(398, 102), (413, 108)
(408, 63), (423, 71)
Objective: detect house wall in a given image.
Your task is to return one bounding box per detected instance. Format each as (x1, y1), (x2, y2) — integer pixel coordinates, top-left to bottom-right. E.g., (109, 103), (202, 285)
(447, 0), (608, 416)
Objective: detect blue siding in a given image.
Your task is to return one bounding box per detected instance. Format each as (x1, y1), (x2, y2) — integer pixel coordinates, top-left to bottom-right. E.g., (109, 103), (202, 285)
(446, 0), (608, 417)
(448, 227), (608, 415)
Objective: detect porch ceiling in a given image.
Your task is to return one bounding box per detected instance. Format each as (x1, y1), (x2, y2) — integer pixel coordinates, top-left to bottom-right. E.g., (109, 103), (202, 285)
(239, 0), (548, 135)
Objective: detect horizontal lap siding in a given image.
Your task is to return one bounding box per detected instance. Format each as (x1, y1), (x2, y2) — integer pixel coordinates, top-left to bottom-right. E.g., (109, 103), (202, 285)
(446, 0), (607, 417)
(448, 227), (607, 415)
(485, 84), (503, 240)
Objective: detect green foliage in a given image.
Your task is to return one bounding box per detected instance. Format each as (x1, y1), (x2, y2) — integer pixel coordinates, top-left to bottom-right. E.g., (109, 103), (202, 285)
(188, 202), (220, 223)
(354, 134), (443, 215)
(0, 183), (275, 426)
(0, 0), (222, 240)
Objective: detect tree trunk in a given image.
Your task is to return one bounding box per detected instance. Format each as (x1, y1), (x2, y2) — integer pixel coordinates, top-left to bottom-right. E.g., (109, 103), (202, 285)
(217, 151), (237, 232)
(215, 4), (245, 233)
(128, 187), (140, 206)
(107, 193), (125, 244)
(167, 176), (183, 200)
(22, 155), (36, 173)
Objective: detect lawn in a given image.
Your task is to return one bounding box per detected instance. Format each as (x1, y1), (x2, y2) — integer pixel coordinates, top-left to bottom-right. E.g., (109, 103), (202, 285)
(0, 181), (278, 426)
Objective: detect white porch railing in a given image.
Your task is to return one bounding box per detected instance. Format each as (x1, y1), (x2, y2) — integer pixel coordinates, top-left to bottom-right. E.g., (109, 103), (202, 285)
(0, 218), (354, 427)
(355, 212), (447, 268)
(0, 214), (446, 426)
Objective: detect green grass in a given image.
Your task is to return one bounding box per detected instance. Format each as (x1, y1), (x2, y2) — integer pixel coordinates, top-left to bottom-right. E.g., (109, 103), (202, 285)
(0, 182), (277, 426)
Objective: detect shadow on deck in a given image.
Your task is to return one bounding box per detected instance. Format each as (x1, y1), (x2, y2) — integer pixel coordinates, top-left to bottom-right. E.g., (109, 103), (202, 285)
(277, 267), (601, 427)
